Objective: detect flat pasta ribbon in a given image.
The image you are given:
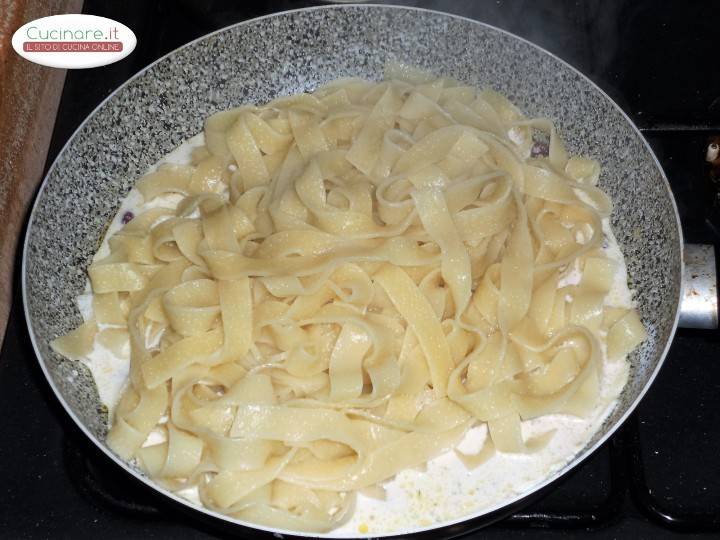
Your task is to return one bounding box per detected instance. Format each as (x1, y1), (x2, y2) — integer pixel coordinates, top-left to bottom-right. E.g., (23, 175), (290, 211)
(52, 65), (647, 532)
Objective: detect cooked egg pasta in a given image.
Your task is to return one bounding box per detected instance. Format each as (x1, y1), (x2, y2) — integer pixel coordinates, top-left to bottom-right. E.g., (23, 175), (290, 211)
(52, 64), (647, 532)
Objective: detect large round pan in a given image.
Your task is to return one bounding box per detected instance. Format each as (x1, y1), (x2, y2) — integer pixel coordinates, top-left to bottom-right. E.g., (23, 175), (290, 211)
(22, 5), (686, 538)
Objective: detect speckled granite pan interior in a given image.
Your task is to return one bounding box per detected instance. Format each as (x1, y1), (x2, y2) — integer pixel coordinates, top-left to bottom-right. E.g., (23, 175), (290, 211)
(23, 4), (681, 534)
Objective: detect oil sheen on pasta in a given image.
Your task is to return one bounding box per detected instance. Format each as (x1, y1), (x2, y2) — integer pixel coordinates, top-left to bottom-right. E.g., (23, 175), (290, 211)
(52, 64), (647, 535)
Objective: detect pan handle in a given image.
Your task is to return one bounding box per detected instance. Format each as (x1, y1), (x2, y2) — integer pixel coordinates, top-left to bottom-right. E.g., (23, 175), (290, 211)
(678, 244), (718, 329)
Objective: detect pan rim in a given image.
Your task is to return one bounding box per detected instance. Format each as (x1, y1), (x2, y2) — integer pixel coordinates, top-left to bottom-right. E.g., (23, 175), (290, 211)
(21, 3), (683, 538)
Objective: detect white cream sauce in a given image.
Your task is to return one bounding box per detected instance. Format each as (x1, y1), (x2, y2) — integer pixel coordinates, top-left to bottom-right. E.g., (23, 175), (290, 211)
(73, 134), (636, 537)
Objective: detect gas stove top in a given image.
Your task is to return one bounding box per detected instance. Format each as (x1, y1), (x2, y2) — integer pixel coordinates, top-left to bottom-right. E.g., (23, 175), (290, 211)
(2, 1), (719, 538)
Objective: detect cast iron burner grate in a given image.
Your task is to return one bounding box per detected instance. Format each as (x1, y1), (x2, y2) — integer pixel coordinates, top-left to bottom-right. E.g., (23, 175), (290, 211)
(61, 413), (720, 536)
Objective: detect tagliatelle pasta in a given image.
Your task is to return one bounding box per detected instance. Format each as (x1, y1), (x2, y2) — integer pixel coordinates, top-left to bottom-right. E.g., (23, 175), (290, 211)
(51, 64), (647, 533)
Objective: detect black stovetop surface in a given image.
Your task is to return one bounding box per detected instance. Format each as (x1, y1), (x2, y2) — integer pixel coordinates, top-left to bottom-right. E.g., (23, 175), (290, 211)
(2, 1), (720, 538)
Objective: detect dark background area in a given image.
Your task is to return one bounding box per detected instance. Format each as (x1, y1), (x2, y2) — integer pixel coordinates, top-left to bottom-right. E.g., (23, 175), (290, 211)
(2, 1), (720, 539)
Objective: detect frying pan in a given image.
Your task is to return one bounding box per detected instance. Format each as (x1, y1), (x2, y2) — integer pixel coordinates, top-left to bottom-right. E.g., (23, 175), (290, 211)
(21, 5), (717, 538)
